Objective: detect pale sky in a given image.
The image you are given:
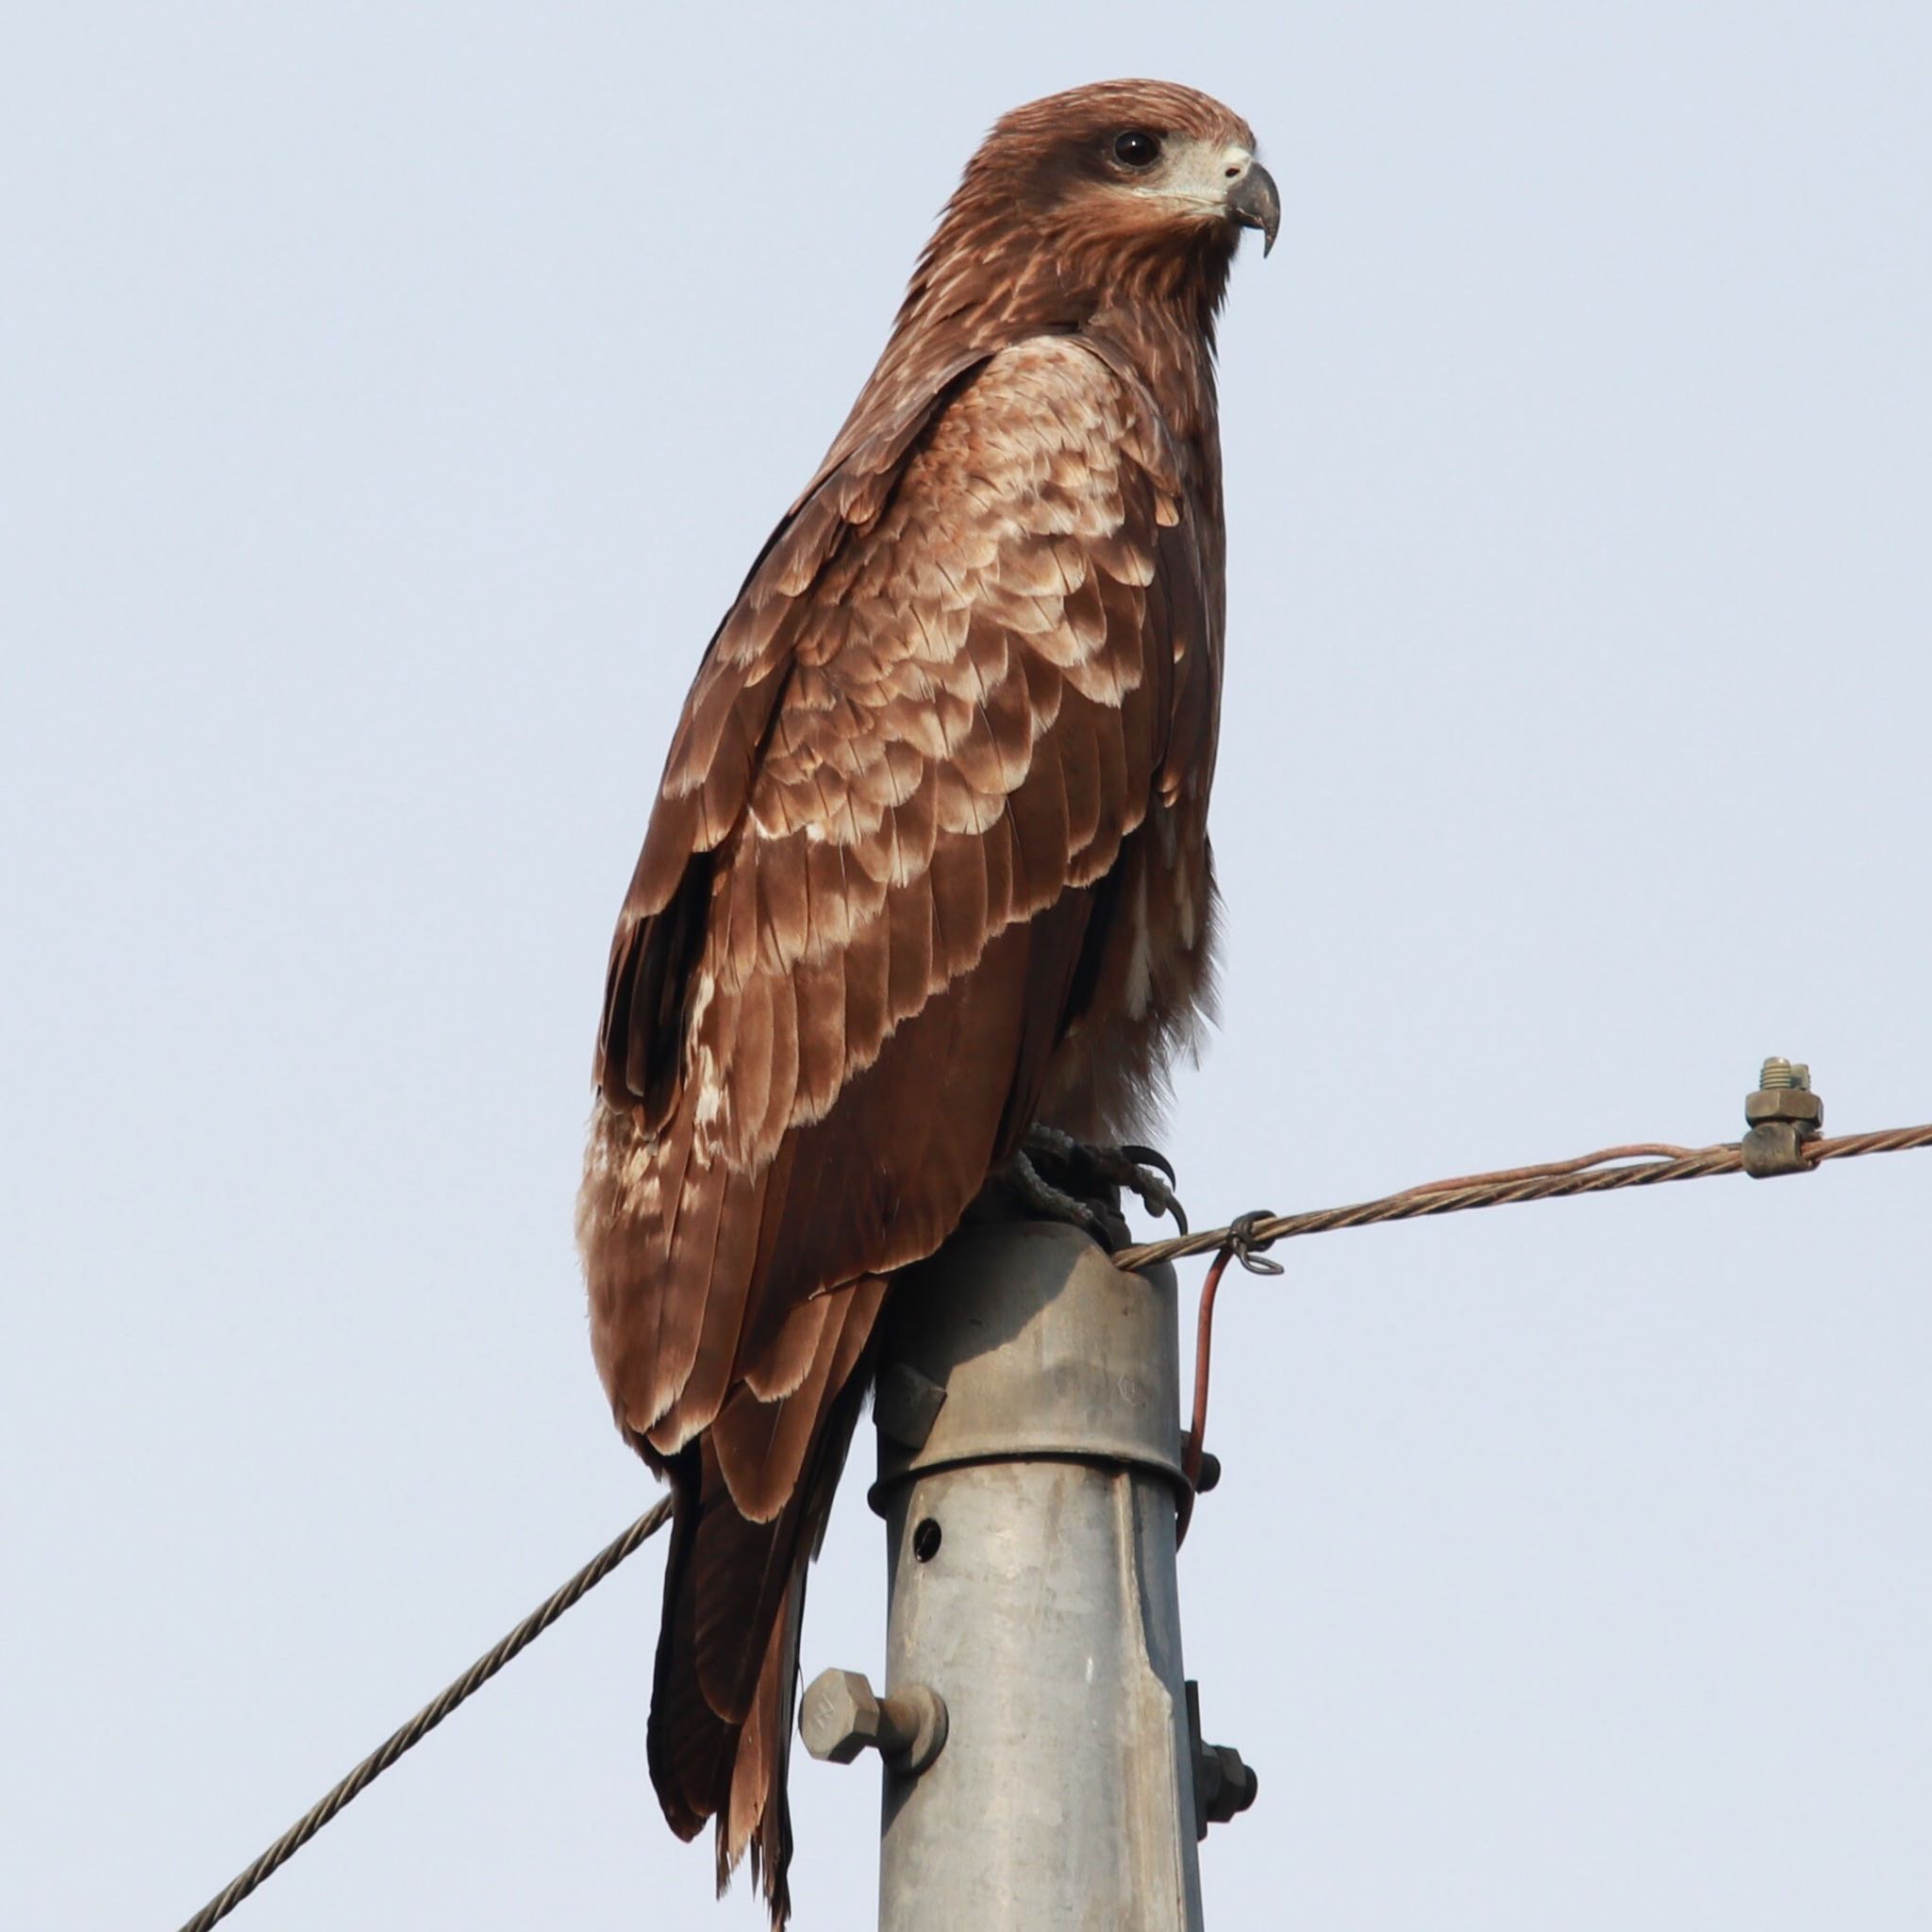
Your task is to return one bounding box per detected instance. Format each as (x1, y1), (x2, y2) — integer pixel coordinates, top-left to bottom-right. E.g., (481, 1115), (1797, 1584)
(5, 4), (1929, 1927)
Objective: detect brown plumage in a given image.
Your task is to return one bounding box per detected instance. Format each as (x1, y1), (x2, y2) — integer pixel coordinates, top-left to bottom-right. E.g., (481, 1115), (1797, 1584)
(578, 79), (1276, 1923)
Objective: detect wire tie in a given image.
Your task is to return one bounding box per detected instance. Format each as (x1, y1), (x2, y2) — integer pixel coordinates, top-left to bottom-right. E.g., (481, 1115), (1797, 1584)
(1225, 1208), (1285, 1275)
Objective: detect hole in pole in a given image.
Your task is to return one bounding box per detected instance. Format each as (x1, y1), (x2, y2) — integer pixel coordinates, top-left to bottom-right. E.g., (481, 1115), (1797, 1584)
(912, 1517), (942, 1562)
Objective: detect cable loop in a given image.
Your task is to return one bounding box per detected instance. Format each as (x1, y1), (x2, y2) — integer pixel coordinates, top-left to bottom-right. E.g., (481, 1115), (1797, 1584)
(1176, 1212), (1282, 1541)
(1224, 1208), (1285, 1276)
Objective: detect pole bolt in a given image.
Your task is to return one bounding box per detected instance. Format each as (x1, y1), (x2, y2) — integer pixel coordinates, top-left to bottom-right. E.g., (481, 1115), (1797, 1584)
(800, 1668), (948, 1775)
(1185, 1678), (1259, 1838)
(1741, 1056), (1824, 1177)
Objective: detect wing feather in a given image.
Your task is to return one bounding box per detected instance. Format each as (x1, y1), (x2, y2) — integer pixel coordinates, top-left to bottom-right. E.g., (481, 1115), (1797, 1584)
(581, 330), (1214, 1901)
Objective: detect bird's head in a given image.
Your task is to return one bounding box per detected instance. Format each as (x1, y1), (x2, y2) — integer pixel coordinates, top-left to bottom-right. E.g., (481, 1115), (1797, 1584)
(915, 80), (1278, 329)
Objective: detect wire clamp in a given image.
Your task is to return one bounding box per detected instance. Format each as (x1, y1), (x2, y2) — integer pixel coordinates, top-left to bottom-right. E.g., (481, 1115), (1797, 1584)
(1741, 1058), (1824, 1178)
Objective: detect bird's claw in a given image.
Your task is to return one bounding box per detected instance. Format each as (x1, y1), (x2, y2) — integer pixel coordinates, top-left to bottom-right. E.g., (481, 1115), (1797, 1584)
(1015, 1126), (1189, 1240)
(1116, 1142), (1178, 1190)
(1108, 1149), (1188, 1236)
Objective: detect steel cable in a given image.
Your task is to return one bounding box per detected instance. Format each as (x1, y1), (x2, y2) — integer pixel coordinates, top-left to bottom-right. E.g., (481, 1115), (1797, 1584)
(1115, 1124), (1932, 1273)
(173, 1118), (1932, 1928)
(175, 1498), (672, 1932)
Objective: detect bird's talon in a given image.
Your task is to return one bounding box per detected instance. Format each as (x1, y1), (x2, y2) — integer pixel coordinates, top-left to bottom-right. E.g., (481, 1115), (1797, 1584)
(1014, 1127), (1189, 1239)
(1117, 1142), (1178, 1188)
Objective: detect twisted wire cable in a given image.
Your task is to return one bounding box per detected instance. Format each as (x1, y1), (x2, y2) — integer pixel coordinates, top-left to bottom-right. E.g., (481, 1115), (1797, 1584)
(1115, 1124), (1932, 1274)
(175, 1498), (673, 1932)
(172, 1118), (1932, 1928)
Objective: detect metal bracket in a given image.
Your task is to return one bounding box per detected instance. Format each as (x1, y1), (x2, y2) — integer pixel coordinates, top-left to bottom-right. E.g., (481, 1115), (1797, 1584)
(874, 1361), (948, 1451)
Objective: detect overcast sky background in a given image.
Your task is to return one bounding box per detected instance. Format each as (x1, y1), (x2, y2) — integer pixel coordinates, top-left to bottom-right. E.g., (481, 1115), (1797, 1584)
(5, 3), (1929, 1927)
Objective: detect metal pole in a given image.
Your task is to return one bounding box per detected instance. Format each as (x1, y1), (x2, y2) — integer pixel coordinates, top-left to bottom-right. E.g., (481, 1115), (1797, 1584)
(803, 1219), (1253, 1930)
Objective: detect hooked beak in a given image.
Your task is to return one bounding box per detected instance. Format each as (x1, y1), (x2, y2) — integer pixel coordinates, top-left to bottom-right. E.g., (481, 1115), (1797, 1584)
(1227, 158), (1280, 257)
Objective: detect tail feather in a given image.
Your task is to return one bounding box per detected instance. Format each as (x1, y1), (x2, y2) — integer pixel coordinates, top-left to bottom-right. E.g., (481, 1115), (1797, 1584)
(645, 1276), (886, 1925)
(729, 1566), (808, 1912)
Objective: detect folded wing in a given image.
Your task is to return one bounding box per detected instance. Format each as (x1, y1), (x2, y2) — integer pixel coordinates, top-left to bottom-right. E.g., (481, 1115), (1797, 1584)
(578, 332), (1212, 1915)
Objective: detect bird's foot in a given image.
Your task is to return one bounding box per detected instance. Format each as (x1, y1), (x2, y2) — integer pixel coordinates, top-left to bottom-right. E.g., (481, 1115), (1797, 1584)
(1000, 1125), (1189, 1252)
(1004, 1146), (1124, 1247)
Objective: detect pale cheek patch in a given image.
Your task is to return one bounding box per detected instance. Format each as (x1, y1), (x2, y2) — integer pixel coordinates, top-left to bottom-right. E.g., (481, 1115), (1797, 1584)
(1124, 137), (1257, 220)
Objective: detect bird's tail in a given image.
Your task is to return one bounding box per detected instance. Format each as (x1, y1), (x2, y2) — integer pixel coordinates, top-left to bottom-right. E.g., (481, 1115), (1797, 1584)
(645, 1278), (885, 1927)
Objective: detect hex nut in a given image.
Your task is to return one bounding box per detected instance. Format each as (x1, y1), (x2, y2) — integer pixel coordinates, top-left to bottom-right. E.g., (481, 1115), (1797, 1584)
(1205, 1745), (1259, 1824)
(1744, 1089), (1824, 1129)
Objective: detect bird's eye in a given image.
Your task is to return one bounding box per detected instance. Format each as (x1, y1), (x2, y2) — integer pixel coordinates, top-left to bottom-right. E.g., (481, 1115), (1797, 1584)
(1112, 130), (1161, 169)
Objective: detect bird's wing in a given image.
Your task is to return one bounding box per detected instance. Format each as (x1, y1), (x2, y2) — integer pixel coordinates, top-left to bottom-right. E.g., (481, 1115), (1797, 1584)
(579, 332), (1213, 1889)
(588, 331), (1205, 1454)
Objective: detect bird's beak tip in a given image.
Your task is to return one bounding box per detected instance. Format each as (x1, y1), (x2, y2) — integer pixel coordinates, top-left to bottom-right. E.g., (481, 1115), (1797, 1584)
(1226, 158), (1281, 261)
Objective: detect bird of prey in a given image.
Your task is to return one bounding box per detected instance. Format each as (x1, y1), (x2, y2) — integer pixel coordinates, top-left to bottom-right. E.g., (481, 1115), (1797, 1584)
(578, 78), (1276, 1923)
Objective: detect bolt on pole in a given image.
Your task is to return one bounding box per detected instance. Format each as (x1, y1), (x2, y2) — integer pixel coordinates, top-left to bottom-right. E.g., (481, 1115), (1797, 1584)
(803, 1219), (1255, 1930)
